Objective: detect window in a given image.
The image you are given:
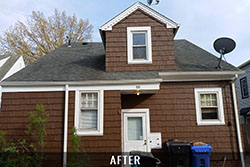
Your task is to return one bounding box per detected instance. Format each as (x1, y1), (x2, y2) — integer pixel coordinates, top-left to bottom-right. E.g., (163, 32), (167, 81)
(194, 88), (225, 125)
(75, 90), (104, 136)
(240, 77), (249, 99)
(127, 27), (152, 64)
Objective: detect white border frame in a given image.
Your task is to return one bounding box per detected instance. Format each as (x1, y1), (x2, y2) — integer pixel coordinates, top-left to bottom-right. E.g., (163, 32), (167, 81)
(127, 27), (152, 64)
(194, 88), (225, 126)
(121, 109), (151, 152)
(74, 90), (104, 136)
(99, 2), (179, 31)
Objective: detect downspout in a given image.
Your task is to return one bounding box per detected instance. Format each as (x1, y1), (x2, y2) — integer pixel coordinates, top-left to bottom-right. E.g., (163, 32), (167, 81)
(231, 76), (245, 167)
(63, 85), (69, 167)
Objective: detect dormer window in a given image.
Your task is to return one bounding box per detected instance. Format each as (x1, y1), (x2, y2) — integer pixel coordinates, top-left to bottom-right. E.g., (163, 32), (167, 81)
(127, 27), (152, 64)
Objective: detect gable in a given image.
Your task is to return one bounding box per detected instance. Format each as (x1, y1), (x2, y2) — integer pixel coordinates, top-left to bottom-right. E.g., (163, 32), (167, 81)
(104, 8), (177, 72)
(99, 2), (179, 31)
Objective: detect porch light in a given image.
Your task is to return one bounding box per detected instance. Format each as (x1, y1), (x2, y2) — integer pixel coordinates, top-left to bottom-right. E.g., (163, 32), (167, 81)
(136, 89), (141, 96)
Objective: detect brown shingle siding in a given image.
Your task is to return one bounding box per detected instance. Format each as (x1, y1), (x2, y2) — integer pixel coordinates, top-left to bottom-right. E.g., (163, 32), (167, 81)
(0, 82), (242, 166)
(105, 9), (176, 72)
(0, 92), (64, 155)
(121, 81), (240, 157)
(67, 90), (122, 153)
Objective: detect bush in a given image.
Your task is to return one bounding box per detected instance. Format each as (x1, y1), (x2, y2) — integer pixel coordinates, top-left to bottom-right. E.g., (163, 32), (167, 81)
(0, 104), (49, 167)
(67, 127), (88, 167)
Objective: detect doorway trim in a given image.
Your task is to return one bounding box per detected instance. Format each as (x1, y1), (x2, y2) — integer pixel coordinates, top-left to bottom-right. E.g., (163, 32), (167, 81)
(121, 108), (151, 152)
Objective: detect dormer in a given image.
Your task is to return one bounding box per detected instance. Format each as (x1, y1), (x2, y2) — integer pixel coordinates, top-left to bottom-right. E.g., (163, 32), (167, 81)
(99, 2), (180, 72)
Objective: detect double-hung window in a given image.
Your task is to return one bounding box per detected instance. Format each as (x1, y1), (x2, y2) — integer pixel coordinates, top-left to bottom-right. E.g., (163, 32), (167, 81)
(194, 88), (225, 125)
(127, 27), (152, 64)
(75, 90), (104, 136)
(240, 77), (249, 99)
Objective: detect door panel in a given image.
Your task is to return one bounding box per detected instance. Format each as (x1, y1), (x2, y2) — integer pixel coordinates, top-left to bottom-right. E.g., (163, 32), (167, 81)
(123, 111), (149, 153)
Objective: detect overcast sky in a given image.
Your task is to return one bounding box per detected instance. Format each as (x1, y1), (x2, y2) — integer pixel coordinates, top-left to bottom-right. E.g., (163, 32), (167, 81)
(0, 0), (249, 66)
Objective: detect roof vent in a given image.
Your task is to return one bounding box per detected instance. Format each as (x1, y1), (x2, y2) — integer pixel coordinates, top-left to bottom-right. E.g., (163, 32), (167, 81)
(82, 42), (88, 45)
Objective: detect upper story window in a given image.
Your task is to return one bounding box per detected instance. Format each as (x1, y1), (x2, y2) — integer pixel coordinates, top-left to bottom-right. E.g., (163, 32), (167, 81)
(240, 77), (249, 99)
(127, 27), (152, 64)
(194, 88), (225, 125)
(75, 90), (104, 136)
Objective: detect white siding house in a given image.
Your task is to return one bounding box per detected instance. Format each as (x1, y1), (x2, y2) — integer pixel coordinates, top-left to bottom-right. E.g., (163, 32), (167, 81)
(0, 55), (25, 108)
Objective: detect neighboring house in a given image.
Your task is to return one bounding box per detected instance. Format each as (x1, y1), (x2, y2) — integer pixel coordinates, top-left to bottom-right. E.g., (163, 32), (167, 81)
(0, 55), (25, 81)
(237, 59), (250, 124)
(0, 2), (245, 167)
(0, 55), (25, 106)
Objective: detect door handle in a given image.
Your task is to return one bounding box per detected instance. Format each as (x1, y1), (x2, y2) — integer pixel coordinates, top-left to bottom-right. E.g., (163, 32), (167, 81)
(144, 140), (147, 145)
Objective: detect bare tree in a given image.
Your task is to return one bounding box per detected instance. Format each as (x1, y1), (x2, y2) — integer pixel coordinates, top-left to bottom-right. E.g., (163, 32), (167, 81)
(0, 9), (93, 63)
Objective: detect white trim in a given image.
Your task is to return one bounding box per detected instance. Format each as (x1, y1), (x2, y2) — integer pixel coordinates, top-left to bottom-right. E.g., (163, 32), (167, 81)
(74, 90), (104, 136)
(194, 88), (225, 126)
(99, 2), (179, 31)
(159, 71), (244, 82)
(2, 83), (160, 93)
(1, 79), (162, 86)
(238, 59), (250, 69)
(231, 82), (245, 167)
(63, 85), (69, 167)
(0, 56), (10, 68)
(159, 71), (244, 76)
(127, 27), (152, 64)
(2, 56), (25, 81)
(121, 109), (151, 152)
(2, 86), (65, 92)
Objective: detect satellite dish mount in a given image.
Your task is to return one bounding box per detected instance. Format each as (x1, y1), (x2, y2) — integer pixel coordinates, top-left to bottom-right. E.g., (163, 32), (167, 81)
(147, 0), (160, 6)
(213, 37), (236, 69)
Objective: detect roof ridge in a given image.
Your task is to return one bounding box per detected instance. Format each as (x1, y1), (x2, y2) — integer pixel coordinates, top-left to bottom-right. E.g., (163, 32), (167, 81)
(238, 59), (250, 69)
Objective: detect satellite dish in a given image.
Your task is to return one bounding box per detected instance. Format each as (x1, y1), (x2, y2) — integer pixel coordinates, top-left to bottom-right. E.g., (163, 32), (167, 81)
(147, 0), (160, 5)
(213, 37), (236, 69)
(147, 0), (153, 5)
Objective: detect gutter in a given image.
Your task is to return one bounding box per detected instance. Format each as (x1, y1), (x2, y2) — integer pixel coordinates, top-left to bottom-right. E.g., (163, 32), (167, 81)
(159, 71), (245, 76)
(0, 78), (162, 86)
(159, 71), (245, 82)
(63, 85), (69, 167)
(231, 76), (245, 167)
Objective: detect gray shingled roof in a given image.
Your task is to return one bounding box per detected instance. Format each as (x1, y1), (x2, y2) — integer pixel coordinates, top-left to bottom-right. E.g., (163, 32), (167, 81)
(0, 55), (21, 80)
(4, 40), (239, 82)
(174, 40), (239, 71)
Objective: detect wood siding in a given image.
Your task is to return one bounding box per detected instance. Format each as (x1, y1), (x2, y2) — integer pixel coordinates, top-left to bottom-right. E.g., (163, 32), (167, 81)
(121, 81), (242, 167)
(0, 92), (64, 167)
(67, 90), (122, 152)
(105, 9), (176, 72)
(0, 81), (242, 166)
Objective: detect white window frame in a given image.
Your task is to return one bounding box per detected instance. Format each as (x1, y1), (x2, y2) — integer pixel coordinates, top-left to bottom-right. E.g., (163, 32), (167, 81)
(127, 26), (152, 64)
(74, 90), (104, 136)
(194, 88), (225, 126)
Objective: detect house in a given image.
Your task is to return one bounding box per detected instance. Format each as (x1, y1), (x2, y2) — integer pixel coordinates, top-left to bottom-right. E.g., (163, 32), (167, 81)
(0, 55), (25, 81)
(236, 59), (250, 124)
(0, 55), (25, 106)
(0, 2), (245, 167)
(236, 59), (250, 155)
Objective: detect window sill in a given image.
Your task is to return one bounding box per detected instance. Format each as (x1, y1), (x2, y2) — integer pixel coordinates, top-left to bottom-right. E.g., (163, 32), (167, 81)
(197, 120), (225, 126)
(128, 60), (152, 64)
(76, 131), (103, 136)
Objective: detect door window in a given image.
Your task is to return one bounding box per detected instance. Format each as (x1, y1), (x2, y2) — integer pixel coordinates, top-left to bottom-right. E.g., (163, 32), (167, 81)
(127, 117), (143, 140)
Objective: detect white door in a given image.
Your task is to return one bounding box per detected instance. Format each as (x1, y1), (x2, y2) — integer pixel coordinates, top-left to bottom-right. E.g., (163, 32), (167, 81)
(122, 109), (150, 153)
